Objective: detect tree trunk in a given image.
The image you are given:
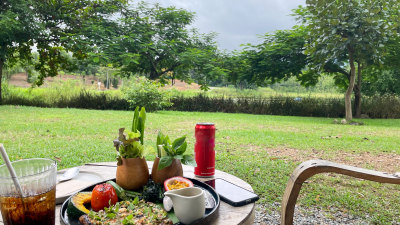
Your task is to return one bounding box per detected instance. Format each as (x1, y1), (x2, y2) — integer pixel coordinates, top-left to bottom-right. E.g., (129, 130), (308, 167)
(149, 69), (159, 80)
(354, 63), (362, 118)
(345, 47), (356, 121)
(0, 59), (3, 104)
(106, 70), (109, 89)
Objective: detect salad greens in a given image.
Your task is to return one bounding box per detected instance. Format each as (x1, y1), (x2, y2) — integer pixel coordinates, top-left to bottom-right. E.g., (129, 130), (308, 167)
(156, 131), (196, 170)
(114, 107), (147, 164)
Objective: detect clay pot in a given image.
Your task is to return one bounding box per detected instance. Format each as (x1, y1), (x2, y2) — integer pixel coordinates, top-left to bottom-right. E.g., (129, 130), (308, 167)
(151, 157), (183, 184)
(116, 157), (149, 190)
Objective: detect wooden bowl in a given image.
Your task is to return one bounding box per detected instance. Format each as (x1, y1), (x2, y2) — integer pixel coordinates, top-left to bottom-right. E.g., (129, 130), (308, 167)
(151, 157), (183, 184)
(116, 157), (149, 190)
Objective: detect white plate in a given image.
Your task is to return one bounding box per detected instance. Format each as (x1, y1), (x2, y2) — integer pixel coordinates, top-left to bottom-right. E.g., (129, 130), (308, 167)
(56, 171), (104, 204)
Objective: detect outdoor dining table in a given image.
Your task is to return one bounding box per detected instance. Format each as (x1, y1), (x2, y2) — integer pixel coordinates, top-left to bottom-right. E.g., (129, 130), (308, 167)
(0, 161), (256, 225)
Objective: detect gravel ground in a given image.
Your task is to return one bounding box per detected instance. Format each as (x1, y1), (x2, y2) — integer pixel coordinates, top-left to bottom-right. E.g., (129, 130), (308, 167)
(253, 203), (370, 225)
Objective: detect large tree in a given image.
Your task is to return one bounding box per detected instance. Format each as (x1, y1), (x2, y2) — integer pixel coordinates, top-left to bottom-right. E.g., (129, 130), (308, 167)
(226, 26), (307, 87)
(0, 0), (37, 103)
(299, 0), (400, 120)
(95, 2), (225, 89)
(0, 0), (126, 103)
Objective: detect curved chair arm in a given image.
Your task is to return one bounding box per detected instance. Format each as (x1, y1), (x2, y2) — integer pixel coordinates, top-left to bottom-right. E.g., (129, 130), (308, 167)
(281, 160), (400, 225)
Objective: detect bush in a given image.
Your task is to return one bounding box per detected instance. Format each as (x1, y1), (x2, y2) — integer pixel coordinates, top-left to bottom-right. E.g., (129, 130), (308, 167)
(122, 77), (172, 112)
(362, 94), (400, 118)
(169, 95), (346, 117)
(1, 81), (10, 101)
(3, 80), (400, 118)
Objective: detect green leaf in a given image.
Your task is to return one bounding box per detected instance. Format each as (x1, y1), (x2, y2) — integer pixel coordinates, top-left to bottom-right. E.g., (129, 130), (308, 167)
(164, 135), (171, 145)
(139, 107), (146, 145)
(158, 155), (174, 170)
(138, 117), (144, 144)
(132, 106), (139, 132)
(162, 145), (173, 156)
(139, 107), (146, 124)
(175, 141), (187, 155)
(167, 211), (179, 224)
(172, 136), (186, 151)
(93, 56), (100, 63)
(158, 145), (167, 157)
(181, 155), (197, 167)
(127, 131), (140, 140)
(157, 131), (165, 147)
(106, 213), (116, 219)
(133, 196), (139, 205)
(173, 155), (183, 160)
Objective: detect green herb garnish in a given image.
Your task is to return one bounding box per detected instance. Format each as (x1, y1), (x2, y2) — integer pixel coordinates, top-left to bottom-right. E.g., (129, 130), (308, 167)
(156, 131), (196, 170)
(114, 107), (147, 164)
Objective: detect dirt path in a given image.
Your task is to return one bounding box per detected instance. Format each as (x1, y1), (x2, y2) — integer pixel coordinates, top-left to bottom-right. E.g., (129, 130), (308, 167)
(266, 146), (400, 173)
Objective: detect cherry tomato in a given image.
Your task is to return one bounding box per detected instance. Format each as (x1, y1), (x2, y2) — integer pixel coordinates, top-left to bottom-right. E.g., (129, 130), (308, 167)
(91, 183), (118, 211)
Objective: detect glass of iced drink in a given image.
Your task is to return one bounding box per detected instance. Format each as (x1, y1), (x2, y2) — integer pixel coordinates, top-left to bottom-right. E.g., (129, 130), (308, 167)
(0, 158), (57, 225)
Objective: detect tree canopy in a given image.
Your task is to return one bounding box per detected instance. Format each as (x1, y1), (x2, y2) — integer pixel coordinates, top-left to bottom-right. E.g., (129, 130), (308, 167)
(90, 2), (225, 89)
(297, 0), (400, 120)
(0, 0), (127, 102)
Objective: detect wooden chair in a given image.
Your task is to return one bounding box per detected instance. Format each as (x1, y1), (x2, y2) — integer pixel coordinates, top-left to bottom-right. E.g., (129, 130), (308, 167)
(281, 160), (400, 225)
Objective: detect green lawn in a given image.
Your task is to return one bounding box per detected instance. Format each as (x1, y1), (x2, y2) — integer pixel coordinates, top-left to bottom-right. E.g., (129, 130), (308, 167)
(1, 105), (399, 224)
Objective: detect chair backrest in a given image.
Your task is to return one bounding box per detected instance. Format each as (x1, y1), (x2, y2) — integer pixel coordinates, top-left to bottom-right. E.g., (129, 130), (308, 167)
(281, 160), (400, 225)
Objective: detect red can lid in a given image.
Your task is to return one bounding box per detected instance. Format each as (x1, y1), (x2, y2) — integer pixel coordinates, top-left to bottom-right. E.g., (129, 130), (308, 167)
(196, 122), (214, 126)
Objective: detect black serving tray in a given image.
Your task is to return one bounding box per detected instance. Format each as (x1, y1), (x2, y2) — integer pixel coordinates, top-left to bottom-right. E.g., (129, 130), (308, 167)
(60, 178), (220, 225)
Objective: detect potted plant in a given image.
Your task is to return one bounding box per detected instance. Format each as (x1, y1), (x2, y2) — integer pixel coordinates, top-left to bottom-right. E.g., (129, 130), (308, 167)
(113, 106), (149, 190)
(151, 131), (196, 183)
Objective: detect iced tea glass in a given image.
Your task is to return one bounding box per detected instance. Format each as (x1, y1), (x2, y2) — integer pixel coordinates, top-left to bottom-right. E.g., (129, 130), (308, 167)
(0, 158), (57, 225)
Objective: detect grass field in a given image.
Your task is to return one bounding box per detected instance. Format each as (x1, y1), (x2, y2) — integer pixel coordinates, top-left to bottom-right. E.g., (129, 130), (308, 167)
(1, 105), (400, 224)
(168, 86), (343, 99)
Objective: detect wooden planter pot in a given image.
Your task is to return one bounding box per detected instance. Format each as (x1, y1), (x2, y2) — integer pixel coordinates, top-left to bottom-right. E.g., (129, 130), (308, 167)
(151, 157), (183, 184)
(116, 157), (149, 190)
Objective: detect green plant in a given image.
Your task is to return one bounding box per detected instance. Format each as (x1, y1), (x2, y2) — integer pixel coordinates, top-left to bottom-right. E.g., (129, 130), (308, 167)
(156, 131), (196, 170)
(114, 107), (147, 164)
(123, 77), (172, 112)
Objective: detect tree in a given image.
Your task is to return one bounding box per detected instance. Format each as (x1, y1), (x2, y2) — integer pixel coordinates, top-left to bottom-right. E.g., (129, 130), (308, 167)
(96, 2), (224, 89)
(298, 0), (400, 120)
(0, 0), (37, 103)
(363, 37), (400, 96)
(227, 26), (307, 87)
(0, 0), (127, 103)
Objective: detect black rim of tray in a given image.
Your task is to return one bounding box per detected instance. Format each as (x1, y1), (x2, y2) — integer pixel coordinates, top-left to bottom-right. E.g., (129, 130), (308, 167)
(60, 178), (220, 225)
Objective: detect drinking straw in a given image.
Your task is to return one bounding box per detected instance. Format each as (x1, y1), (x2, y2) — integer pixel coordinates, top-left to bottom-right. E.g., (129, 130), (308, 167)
(0, 144), (24, 198)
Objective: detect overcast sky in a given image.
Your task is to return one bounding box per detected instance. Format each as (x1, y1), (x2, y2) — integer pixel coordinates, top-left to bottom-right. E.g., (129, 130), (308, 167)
(144, 0), (305, 51)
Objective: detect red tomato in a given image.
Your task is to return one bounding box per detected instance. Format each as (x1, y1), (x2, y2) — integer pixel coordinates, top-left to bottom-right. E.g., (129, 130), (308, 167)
(91, 183), (118, 211)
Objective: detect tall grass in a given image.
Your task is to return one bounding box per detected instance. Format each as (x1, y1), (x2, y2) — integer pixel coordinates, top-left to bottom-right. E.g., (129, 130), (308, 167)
(166, 86), (343, 99)
(3, 81), (400, 118)
(2, 80), (129, 109)
(169, 94), (345, 117)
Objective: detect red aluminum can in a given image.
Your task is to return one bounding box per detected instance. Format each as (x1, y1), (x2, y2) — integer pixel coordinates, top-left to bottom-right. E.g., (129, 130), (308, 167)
(194, 122), (215, 177)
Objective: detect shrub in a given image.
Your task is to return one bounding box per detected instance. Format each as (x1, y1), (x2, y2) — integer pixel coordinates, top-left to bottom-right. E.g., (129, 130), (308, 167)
(2, 82), (130, 110)
(169, 95), (346, 117)
(4, 80), (400, 119)
(122, 77), (172, 112)
(361, 94), (400, 118)
(1, 81), (10, 101)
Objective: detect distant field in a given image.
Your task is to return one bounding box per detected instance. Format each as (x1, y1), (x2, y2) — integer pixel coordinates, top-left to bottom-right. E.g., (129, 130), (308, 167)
(1, 106), (399, 224)
(7, 73), (343, 99)
(169, 86), (343, 99)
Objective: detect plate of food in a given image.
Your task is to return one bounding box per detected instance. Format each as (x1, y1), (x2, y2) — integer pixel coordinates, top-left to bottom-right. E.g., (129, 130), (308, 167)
(60, 177), (220, 225)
